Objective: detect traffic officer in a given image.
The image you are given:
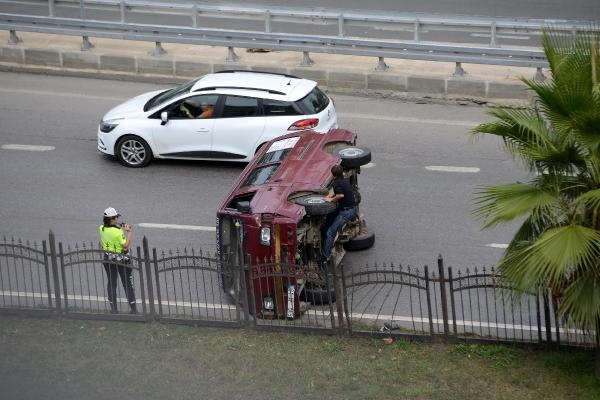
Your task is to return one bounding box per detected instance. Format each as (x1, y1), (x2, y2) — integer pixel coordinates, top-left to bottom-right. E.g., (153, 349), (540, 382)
(99, 207), (137, 314)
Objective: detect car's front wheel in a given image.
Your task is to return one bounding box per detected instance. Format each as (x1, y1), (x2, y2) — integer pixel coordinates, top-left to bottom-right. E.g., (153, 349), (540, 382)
(115, 135), (153, 168)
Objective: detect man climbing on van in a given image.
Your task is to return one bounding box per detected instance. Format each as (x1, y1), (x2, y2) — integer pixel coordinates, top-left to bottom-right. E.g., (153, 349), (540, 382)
(322, 165), (357, 261)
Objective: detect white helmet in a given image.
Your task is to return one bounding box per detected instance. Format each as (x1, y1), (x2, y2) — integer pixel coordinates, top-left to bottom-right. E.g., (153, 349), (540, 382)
(103, 207), (120, 218)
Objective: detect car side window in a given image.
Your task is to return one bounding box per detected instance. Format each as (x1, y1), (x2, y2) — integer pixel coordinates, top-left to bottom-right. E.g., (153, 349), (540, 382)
(164, 94), (219, 120)
(263, 99), (300, 116)
(221, 96), (259, 118)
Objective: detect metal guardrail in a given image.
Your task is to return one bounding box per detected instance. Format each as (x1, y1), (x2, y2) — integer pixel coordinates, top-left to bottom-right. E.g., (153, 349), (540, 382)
(0, 1), (593, 74)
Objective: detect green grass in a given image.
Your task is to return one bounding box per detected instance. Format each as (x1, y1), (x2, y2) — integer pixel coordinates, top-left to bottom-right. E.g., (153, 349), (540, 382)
(0, 315), (598, 400)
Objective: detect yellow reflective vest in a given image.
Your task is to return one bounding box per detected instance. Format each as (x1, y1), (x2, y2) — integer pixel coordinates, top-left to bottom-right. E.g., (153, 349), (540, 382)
(99, 225), (126, 253)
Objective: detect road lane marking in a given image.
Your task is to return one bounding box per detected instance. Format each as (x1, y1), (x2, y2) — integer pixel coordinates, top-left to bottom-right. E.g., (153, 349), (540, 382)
(425, 165), (480, 173)
(338, 112), (479, 127)
(2, 144), (55, 151)
(362, 162), (375, 168)
(0, 87), (126, 101)
(138, 223), (216, 232)
(486, 243), (509, 249)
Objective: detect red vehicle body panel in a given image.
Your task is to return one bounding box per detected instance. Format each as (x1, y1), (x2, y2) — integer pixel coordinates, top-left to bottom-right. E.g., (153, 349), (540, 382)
(217, 129), (357, 318)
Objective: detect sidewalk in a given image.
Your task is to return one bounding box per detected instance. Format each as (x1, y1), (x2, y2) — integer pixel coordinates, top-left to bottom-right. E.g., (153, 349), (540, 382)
(0, 31), (537, 104)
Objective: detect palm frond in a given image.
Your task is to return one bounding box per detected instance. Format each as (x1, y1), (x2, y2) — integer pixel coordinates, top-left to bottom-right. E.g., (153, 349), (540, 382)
(499, 224), (600, 289)
(473, 182), (560, 228)
(559, 269), (600, 330)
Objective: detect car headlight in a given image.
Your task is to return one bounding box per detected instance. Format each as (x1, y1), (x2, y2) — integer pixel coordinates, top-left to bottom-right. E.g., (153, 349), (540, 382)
(99, 120), (119, 133)
(260, 227), (271, 246)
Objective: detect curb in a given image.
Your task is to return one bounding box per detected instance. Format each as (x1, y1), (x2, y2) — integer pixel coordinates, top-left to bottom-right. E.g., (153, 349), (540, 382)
(0, 44), (533, 106)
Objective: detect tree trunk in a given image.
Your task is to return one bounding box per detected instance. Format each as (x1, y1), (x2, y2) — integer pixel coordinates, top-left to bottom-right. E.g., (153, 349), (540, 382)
(596, 318), (600, 382)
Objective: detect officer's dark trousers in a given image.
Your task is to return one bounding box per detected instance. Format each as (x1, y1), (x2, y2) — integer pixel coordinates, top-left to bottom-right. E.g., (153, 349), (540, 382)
(103, 258), (136, 312)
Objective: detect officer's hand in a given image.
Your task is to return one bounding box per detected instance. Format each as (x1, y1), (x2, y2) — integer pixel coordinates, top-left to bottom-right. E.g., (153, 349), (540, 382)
(123, 223), (132, 232)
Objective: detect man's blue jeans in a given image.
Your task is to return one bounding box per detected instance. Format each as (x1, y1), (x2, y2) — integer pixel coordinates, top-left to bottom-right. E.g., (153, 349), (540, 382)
(322, 207), (357, 258)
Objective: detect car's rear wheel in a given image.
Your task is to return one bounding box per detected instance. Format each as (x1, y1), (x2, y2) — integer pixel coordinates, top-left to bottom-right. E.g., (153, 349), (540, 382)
(294, 195), (336, 216)
(116, 135), (153, 168)
(336, 146), (371, 168)
(343, 230), (375, 251)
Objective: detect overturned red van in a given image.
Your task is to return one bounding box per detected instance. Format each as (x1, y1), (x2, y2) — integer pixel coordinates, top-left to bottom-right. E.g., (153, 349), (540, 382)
(216, 129), (374, 318)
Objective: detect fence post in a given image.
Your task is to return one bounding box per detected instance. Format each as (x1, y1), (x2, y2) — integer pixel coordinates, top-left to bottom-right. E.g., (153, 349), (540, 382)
(48, 231), (62, 314)
(142, 237), (155, 320)
(332, 263), (344, 333)
(543, 288), (552, 342)
(340, 263), (352, 335)
(437, 254), (450, 338)
(424, 265), (434, 335)
(239, 255), (250, 326)
(448, 266), (457, 335)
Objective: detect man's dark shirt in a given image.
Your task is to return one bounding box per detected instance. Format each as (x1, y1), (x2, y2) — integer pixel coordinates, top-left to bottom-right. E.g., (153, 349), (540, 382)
(332, 177), (356, 209)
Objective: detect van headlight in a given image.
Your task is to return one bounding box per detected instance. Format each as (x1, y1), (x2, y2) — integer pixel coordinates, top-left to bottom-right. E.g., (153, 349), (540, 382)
(263, 296), (274, 311)
(260, 227), (271, 246)
(99, 120), (119, 133)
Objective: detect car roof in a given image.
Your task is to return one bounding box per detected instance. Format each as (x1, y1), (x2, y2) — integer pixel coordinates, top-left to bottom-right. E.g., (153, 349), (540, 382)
(190, 70), (317, 102)
(218, 129), (357, 220)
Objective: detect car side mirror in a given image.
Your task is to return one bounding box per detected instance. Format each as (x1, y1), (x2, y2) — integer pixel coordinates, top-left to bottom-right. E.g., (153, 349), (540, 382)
(160, 111), (169, 126)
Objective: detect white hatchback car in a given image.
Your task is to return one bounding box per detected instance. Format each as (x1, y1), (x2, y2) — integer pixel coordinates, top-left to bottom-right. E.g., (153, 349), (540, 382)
(97, 70), (338, 167)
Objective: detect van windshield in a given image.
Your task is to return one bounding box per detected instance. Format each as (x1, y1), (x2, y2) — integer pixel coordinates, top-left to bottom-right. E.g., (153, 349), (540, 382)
(242, 164), (279, 187)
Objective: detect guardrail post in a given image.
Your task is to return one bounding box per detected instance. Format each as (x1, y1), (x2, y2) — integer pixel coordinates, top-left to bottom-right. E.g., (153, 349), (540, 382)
(48, 231), (62, 314)
(151, 42), (167, 56)
(375, 57), (389, 72)
(489, 21), (498, 48)
(265, 10), (271, 33)
(534, 67), (546, 81)
(226, 46), (239, 62)
(120, 0), (126, 23)
(191, 3), (197, 28)
(81, 36), (94, 51)
(414, 18), (420, 42)
(79, 0), (86, 20)
(300, 51), (314, 67)
(437, 254), (450, 337)
(338, 13), (345, 37)
(453, 62), (467, 77)
(8, 30), (22, 45)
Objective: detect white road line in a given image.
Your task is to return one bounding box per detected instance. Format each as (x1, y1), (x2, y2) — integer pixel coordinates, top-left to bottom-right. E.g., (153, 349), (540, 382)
(338, 112), (479, 127)
(425, 165), (480, 173)
(486, 243), (509, 249)
(2, 144), (55, 151)
(138, 223), (216, 232)
(0, 87), (126, 101)
(1, 290), (584, 334)
(361, 162), (376, 168)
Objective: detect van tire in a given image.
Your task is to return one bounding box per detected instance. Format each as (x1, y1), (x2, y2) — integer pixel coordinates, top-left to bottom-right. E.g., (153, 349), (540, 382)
(336, 146), (371, 168)
(294, 195), (336, 216)
(343, 230), (375, 251)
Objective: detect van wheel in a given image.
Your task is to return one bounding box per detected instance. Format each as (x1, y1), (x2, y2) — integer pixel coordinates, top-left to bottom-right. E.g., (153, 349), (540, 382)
(294, 195), (336, 216)
(302, 285), (336, 305)
(336, 146), (371, 168)
(343, 230), (375, 251)
(116, 135), (153, 168)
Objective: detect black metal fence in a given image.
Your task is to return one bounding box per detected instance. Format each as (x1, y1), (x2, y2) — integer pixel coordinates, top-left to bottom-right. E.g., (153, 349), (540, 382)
(0, 232), (596, 348)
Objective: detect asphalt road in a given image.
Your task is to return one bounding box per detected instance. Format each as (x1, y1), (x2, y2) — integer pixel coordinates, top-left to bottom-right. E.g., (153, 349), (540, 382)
(0, 71), (531, 273)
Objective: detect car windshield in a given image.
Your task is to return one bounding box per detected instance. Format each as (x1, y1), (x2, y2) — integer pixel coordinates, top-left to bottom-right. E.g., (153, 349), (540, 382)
(145, 77), (201, 110)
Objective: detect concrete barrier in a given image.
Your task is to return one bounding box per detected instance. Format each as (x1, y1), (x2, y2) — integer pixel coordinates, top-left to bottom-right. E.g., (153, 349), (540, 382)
(0, 36), (534, 105)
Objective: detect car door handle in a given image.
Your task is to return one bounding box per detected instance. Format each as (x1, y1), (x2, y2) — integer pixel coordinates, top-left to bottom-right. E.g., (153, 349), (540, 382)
(196, 129), (210, 133)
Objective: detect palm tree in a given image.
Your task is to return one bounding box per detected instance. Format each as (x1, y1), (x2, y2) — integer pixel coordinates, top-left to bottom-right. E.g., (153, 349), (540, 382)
(471, 27), (600, 380)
